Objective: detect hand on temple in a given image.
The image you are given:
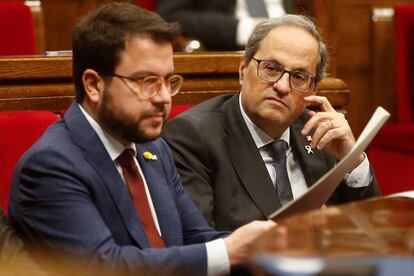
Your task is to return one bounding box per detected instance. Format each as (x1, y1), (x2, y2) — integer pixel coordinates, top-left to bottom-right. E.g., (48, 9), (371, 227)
(302, 95), (365, 171)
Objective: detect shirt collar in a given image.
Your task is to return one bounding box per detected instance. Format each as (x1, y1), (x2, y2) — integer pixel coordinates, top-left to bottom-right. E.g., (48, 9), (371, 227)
(79, 104), (136, 161)
(238, 94), (290, 149)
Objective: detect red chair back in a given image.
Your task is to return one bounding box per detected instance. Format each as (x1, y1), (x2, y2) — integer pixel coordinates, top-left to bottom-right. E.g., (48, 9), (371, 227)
(0, 111), (58, 213)
(137, 0), (155, 11)
(369, 125), (414, 194)
(395, 5), (414, 123)
(0, 2), (36, 56)
(168, 104), (193, 120)
(368, 5), (414, 195)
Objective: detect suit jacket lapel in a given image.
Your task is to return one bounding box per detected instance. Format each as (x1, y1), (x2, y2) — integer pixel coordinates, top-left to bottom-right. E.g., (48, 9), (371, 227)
(290, 112), (332, 187)
(223, 95), (281, 217)
(64, 103), (150, 248)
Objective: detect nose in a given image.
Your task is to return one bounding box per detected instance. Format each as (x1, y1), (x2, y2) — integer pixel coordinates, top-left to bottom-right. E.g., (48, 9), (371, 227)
(272, 72), (291, 95)
(151, 80), (172, 104)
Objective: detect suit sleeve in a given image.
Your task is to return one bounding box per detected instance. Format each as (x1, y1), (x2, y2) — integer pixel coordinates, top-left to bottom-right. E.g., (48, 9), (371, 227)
(8, 146), (209, 275)
(156, 0), (239, 51)
(329, 167), (381, 205)
(162, 116), (218, 228)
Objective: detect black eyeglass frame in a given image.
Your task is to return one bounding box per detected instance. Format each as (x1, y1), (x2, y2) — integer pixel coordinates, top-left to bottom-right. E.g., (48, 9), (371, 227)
(251, 57), (318, 93)
(107, 73), (184, 98)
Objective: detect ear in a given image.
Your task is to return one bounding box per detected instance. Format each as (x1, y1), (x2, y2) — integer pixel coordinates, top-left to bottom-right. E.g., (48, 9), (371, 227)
(239, 61), (246, 85)
(82, 69), (105, 103)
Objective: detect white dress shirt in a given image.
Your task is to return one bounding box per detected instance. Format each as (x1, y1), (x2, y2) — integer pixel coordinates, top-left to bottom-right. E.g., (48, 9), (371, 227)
(79, 105), (229, 276)
(238, 95), (370, 199)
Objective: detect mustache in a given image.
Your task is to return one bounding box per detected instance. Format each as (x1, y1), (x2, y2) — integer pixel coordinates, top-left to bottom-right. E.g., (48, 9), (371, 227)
(140, 106), (168, 119)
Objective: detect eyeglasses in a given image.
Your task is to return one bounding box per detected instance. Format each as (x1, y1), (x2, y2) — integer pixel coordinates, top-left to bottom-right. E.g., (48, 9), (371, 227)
(252, 57), (317, 93)
(108, 73), (184, 98)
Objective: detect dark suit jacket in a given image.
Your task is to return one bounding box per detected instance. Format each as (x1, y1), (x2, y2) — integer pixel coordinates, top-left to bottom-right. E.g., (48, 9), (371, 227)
(162, 94), (381, 231)
(156, 0), (240, 51)
(9, 103), (227, 275)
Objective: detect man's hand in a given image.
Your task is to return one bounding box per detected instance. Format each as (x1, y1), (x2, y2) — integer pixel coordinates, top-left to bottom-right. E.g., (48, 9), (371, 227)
(224, 220), (276, 266)
(302, 96), (364, 169)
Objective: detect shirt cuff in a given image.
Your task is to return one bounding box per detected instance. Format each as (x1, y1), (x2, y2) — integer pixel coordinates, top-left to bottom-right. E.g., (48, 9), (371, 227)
(236, 17), (255, 46)
(206, 238), (230, 276)
(345, 152), (371, 188)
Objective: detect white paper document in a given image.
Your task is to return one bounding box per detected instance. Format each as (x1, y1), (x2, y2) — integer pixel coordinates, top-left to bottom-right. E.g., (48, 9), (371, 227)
(386, 191), (414, 199)
(269, 107), (391, 221)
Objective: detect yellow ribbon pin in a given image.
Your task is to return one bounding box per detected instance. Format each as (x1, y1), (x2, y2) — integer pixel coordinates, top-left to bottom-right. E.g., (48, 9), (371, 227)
(143, 151), (157, 160)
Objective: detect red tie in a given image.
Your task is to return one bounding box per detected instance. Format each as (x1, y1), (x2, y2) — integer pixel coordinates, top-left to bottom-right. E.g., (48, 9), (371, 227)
(117, 149), (166, 248)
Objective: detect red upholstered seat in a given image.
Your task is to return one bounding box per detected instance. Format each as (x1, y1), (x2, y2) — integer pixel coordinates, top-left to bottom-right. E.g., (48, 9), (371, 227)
(0, 2), (36, 56)
(369, 125), (414, 195)
(137, 0), (154, 11)
(0, 111), (58, 213)
(394, 5), (414, 124)
(168, 104), (193, 120)
(368, 5), (414, 195)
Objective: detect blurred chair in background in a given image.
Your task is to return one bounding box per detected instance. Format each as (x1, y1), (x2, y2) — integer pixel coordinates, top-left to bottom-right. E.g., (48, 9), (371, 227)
(137, 0), (155, 11)
(368, 5), (414, 195)
(0, 111), (58, 213)
(0, 2), (36, 56)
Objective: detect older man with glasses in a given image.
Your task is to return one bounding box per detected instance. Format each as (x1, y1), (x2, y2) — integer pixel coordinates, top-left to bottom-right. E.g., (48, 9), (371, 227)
(162, 14), (381, 232)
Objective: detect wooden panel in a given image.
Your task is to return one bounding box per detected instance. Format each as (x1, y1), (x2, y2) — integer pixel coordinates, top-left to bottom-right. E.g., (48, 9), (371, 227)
(372, 7), (397, 121)
(25, 1), (45, 54)
(41, 0), (135, 51)
(0, 52), (350, 115)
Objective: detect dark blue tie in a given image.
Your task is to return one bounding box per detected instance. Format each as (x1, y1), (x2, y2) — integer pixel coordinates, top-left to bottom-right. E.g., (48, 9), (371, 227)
(266, 140), (293, 206)
(246, 0), (269, 17)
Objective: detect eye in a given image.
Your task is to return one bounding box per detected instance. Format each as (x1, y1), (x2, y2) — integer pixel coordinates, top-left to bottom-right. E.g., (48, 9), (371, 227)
(142, 76), (159, 85)
(291, 71), (309, 83)
(168, 75), (181, 86)
(261, 62), (283, 75)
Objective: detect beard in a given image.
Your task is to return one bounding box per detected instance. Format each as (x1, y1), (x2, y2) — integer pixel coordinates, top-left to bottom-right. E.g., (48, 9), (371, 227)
(98, 88), (168, 143)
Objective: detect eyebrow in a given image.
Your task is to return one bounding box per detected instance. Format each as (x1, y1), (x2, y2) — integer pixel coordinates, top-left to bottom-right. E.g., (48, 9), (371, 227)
(265, 59), (312, 75)
(124, 70), (177, 78)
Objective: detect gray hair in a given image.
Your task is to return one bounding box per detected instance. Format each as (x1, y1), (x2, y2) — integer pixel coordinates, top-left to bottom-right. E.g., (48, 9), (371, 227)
(244, 14), (328, 80)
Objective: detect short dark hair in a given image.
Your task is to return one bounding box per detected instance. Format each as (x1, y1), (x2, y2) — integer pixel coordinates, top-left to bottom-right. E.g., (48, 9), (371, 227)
(72, 2), (180, 103)
(244, 15), (328, 81)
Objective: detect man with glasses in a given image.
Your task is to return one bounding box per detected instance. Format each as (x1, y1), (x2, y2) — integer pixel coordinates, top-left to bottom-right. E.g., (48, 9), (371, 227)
(162, 15), (380, 231)
(9, 3), (275, 275)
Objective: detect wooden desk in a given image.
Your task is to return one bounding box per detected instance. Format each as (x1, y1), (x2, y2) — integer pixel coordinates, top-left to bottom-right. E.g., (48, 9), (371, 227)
(253, 196), (414, 257)
(0, 52), (350, 114)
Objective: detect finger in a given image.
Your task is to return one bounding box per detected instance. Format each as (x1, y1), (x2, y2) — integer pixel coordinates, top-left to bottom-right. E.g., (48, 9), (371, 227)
(304, 95), (335, 112)
(306, 110), (316, 119)
(309, 120), (332, 148)
(301, 111), (332, 135)
(316, 127), (338, 149)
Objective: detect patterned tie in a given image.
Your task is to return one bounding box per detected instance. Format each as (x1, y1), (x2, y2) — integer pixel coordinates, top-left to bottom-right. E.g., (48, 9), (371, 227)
(117, 149), (166, 248)
(266, 140), (293, 206)
(246, 0), (269, 17)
